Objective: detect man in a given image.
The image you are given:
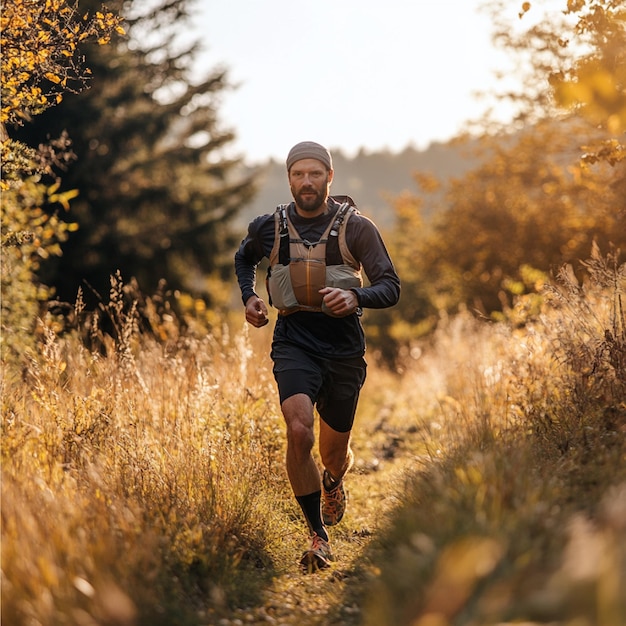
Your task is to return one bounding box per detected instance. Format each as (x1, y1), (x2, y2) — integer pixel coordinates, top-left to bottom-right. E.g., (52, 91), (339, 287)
(234, 141), (400, 571)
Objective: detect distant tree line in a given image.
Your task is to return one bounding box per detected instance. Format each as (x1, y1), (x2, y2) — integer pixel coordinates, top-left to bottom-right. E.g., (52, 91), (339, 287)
(240, 142), (477, 231)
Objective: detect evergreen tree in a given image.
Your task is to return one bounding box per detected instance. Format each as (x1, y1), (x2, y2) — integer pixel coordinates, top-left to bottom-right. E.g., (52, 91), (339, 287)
(14, 0), (256, 304)
(1, 0), (123, 364)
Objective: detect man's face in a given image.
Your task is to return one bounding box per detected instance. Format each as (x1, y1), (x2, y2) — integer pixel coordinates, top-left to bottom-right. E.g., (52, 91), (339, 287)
(288, 158), (333, 216)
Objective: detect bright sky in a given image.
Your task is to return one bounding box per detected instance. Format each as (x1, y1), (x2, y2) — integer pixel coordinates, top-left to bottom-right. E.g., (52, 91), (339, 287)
(189, 0), (521, 163)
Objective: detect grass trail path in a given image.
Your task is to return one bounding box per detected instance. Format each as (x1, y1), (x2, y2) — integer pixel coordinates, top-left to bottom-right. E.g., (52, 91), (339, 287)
(213, 413), (425, 626)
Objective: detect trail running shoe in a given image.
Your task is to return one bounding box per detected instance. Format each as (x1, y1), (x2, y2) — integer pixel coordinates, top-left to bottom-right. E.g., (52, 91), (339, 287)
(322, 469), (347, 526)
(300, 533), (334, 572)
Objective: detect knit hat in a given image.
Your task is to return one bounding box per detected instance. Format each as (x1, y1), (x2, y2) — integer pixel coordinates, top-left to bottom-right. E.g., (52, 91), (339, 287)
(286, 141), (333, 171)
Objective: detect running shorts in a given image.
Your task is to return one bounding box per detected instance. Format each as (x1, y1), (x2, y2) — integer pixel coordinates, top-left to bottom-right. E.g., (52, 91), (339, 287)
(271, 340), (367, 433)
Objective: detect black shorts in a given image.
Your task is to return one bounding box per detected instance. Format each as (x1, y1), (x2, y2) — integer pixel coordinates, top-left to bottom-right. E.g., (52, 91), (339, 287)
(271, 341), (367, 433)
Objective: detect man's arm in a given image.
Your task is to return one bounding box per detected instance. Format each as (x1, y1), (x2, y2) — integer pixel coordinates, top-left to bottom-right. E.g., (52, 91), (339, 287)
(234, 251), (259, 305)
(347, 216), (400, 309)
(234, 214), (273, 304)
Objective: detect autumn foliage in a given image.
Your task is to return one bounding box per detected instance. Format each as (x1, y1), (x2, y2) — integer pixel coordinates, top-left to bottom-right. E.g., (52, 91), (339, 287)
(372, 0), (626, 356)
(1, 0), (123, 360)
(1, 0), (124, 126)
(0, 1), (625, 624)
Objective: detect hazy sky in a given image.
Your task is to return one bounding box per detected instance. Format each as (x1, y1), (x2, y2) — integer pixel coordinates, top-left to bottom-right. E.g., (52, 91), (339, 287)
(189, 0), (524, 163)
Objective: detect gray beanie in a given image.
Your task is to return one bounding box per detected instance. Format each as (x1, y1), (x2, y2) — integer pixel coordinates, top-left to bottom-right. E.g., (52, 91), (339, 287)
(286, 141), (332, 171)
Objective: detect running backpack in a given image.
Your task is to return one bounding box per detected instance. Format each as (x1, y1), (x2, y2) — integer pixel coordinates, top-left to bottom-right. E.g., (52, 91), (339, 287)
(266, 196), (363, 316)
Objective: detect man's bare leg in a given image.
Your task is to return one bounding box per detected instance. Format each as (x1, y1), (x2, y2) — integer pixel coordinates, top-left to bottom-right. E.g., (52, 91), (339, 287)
(319, 419), (353, 482)
(282, 394), (334, 569)
(281, 393), (320, 495)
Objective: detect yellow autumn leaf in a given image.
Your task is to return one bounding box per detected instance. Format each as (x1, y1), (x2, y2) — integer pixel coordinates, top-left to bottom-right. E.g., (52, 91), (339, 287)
(49, 188), (79, 210)
(44, 72), (61, 84)
(47, 180), (61, 194)
(519, 2), (531, 18)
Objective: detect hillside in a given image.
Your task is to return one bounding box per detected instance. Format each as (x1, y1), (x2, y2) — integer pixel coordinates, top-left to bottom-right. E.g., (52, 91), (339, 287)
(236, 140), (480, 231)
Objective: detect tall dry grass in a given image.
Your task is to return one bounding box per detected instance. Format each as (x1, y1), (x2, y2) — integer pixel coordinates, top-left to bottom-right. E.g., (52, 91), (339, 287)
(2, 250), (624, 625)
(355, 248), (626, 626)
(1, 277), (297, 625)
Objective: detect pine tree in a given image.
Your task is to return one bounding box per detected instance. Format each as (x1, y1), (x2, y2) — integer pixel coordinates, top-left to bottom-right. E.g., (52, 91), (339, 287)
(13, 0), (256, 304)
(1, 0), (124, 362)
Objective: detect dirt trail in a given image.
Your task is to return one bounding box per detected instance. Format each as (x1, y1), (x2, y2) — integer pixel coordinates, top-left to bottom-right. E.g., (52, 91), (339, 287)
(213, 421), (422, 626)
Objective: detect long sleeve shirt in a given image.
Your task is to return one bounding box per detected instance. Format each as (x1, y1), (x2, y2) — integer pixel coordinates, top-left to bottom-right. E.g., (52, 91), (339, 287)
(234, 197), (400, 358)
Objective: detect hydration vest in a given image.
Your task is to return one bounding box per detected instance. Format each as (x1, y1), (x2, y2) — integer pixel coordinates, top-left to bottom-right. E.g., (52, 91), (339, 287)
(267, 199), (363, 316)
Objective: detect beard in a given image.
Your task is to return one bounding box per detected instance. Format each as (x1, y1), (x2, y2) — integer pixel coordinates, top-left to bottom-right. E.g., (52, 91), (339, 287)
(292, 185), (327, 213)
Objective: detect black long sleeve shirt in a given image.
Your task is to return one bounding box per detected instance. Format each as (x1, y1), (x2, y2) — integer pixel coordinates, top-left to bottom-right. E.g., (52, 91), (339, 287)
(234, 197), (400, 358)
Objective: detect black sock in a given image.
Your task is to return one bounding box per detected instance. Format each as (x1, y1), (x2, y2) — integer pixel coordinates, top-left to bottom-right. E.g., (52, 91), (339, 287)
(295, 491), (328, 541)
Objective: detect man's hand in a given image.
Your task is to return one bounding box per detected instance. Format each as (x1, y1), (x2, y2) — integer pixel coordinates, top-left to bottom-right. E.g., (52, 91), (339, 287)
(245, 295), (269, 327)
(319, 287), (359, 317)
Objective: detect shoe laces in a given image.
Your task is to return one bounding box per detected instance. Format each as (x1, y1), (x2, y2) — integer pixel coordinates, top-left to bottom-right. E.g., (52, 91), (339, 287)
(310, 533), (330, 553)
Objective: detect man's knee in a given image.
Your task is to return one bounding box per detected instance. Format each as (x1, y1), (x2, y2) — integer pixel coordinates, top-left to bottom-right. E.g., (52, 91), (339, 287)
(282, 394), (315, 458)
(287, 419), (315, 457)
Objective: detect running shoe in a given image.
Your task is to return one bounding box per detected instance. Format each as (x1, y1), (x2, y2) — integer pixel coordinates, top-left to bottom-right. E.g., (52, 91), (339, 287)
(300, 533), (334, 572)
(322, 469), (347, 526)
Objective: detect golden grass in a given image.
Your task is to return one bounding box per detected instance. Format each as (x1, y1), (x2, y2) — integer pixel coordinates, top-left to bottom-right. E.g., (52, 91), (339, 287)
(354, 253), (626, 626)
(2, 319), (296, 624)
(2, 252), (625, 625)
